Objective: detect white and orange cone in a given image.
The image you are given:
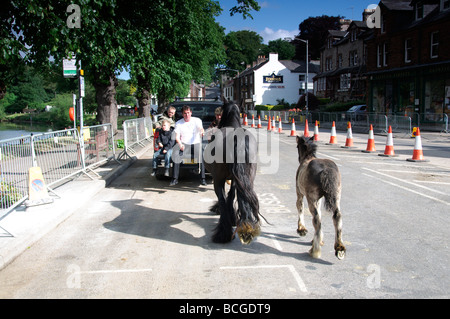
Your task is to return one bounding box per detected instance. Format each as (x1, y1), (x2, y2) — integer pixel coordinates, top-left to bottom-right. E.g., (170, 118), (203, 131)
(303, 119), (310, 137)
(379, 126), (398, 157)
(243, 114), (248, 126)
(407, 128), (429, 162)
(277, 117), (283, 133)
(362, 124), (376, 153)
(257, 115), (262, 129)
(251, 114), (255, 128)
(289, 118), (297, 137)
(272, 116), (276, 132)
(326, 121), (338, 145)
(313, 120), (320, 142)
(341, 122), (355, 148)
(267, 116), (272, 131)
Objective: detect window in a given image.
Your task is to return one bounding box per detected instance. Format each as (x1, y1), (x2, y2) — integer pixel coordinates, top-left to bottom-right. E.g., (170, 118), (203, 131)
(299, 74), (305, 82)
(340, 73), (351, 91)
(350, 29), (357, 42)
(405, 38), (412, 63)
(431, 31), (439, 58)
(338, 54), (343, 68)
(442, 0), (450, 10)
(416, 1), (424, 20)
(383, 43), (388, 66)
(349, 50), (358, 66)
(326, 57), (333, 71)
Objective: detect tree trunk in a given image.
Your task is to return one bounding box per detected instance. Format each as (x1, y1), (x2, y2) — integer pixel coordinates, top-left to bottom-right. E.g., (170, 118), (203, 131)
(93, 71), (118, 133)
(137, 76), (151, 118)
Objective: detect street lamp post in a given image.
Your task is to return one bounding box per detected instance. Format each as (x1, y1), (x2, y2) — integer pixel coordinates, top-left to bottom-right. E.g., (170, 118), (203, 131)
(298, 39), (309, 113)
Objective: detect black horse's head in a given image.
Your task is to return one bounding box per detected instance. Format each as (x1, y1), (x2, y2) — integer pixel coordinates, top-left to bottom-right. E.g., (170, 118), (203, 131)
(218, 100), (241, 129)
(296, 135), (317, 164)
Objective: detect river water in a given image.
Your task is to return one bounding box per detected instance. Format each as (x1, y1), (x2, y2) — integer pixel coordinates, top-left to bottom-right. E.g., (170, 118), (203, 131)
(0, 123), (53, 141)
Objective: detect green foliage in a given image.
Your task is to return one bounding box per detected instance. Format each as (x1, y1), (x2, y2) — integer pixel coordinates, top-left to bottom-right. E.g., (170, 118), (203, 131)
(261, 39), (295, 60)
(224, 30), (264, 72)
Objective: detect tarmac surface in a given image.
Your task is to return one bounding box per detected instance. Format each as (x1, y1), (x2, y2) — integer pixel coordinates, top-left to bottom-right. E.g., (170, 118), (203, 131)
(0, 126), (449, 272)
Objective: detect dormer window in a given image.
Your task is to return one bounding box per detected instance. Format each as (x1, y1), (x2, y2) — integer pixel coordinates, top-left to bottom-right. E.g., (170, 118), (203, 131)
(441, 0), (450, 10)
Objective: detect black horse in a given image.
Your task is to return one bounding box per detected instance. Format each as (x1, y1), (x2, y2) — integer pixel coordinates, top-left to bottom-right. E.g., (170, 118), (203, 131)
(204, 101), (260, 244)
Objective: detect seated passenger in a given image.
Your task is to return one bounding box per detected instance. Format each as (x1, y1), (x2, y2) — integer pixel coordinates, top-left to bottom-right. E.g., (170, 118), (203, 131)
(151, 120), (175, 177)
(170, 105), (206, 186)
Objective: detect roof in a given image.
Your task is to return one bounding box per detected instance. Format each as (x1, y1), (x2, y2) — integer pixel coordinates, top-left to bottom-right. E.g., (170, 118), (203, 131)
(380, 0), (414, 11)
(279, 60), (320, 73)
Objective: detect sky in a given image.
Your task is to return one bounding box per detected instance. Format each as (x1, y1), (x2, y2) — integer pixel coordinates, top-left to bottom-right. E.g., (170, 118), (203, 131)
(216, 0), (378, 43)
(118, 0), (378, 80)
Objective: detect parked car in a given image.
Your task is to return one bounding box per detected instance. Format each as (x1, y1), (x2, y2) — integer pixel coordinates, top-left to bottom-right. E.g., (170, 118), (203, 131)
(153, 99), (223, 180)
(346, 104), (367, 121)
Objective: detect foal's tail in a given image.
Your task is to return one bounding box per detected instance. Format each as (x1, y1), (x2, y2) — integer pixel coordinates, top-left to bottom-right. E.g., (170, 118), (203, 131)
(320, 164), (342, 212)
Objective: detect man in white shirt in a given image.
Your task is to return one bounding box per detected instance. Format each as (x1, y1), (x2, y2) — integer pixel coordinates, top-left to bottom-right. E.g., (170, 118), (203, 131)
(170, 105), (206, 186)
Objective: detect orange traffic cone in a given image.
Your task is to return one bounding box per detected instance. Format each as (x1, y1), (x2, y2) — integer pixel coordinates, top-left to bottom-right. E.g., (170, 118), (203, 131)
(362, 124), (376, 153)
(257, 115), (262, 129)
(244, 114), (248, 126)
(313, 120), (320, 141)
(289, 118), (297, 137)
(277, 117), (283, 134)
(326, 121), (337, 145)
(341, 122), (355, 148)
(379, 126), (398, 157)
(267, 116), (272, 131)
(303, 119), (310, 137)
(272, 116), (276, 132)
(407, 128), (429, 162)
(251, 114), (255, 128)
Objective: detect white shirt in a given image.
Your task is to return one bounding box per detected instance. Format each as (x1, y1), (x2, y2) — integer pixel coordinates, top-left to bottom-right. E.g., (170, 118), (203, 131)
(174, 117), (203, 144)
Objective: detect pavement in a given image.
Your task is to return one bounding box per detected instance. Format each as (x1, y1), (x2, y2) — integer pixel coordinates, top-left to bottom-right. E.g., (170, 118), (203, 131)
(0, 139), (153, 271)
(0, 126), (449, 272)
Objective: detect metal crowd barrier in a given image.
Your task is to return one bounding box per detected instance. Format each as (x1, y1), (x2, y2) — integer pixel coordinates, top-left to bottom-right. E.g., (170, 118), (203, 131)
(118, 117), (153, 160)
(0, 124), (116, 221)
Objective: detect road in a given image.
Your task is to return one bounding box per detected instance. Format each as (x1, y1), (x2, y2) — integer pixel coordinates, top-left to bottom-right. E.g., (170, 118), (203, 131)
(0, 128), (449, 299)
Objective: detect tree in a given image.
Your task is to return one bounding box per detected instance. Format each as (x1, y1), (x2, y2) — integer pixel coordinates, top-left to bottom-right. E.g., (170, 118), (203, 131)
(224, 30), (264, 72)
(261, 38), (295, 60)
(293, 15), (343, 60)
(2, 0), (259, 130)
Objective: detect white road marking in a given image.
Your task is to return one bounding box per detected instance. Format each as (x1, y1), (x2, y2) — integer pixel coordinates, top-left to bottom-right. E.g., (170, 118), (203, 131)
(220, 264), (307, 293)
(269, 234), (284, 251)
(362, 167), (448, 196)
(78, 268), (153, 274)
(362, 173), (450, 206)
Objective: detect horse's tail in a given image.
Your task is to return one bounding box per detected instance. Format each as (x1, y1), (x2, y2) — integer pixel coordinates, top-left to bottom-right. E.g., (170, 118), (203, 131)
(320, 163), (342, 212)
(231, 161), (261, 244)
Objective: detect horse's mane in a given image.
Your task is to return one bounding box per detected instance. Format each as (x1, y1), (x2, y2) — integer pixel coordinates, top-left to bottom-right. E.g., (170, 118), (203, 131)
(218, 101), (241, 129)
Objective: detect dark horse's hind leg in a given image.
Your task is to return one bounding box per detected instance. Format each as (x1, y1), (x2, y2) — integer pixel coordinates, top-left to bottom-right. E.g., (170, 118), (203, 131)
(212, 180), (235, 243)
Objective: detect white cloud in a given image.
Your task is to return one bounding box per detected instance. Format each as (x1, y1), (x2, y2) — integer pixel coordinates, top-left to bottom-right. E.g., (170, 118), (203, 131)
(260, 27), (298, 44)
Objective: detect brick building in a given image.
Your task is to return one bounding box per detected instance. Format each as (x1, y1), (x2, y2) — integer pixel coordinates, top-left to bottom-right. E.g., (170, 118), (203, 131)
(366, 0), (450, 122)
(315, 15), (373, 102)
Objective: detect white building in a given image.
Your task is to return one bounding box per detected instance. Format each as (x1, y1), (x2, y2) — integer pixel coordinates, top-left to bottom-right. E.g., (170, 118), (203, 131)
(229, 53), (318, 110)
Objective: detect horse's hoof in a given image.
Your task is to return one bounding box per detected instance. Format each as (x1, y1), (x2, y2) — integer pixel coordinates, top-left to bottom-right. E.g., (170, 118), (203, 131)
(309, 248), (321, 259)
(297, 228), (308, 237)
(336, 250), (346, 260)
(336, 251), (345, 260)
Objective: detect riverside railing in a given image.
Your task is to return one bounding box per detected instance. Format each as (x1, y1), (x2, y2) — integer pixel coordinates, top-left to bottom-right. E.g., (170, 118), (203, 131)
(0, 124), (116, 221)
